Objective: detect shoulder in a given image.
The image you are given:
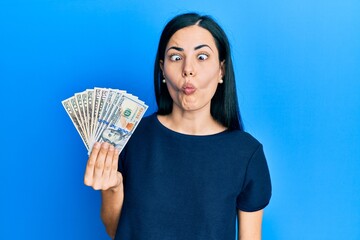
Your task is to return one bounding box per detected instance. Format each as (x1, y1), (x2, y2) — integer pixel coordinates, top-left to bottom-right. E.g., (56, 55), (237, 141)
(198, 129), (265, 164)
(225, 130), (262, 151)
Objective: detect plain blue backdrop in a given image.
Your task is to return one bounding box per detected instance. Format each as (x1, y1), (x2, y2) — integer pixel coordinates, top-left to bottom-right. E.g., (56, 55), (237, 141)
(1, 0), (359, 239)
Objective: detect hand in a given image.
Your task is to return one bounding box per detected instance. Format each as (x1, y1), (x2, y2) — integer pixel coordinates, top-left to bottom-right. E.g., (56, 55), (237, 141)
(84, 142), (123, 191)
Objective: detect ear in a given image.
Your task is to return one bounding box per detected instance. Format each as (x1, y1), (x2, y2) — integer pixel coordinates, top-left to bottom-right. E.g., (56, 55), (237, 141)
(220, 60), (225, 79)
(159, 60), (164, 76)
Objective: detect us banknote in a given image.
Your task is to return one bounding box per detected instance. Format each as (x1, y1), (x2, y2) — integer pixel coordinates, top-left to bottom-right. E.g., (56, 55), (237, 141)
(62, 88), (148, 153)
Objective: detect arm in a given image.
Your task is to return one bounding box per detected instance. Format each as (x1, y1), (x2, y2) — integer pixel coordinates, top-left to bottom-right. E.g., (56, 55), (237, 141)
(101, 183), (124, 238)
(84, 142), (124, 239)
(238, 209), (264, 240)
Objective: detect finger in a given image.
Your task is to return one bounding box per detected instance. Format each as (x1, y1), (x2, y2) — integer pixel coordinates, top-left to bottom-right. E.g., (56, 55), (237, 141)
(92, 142), (109, 189)
(109, 149), (120, 181)
(115, 171), (123, 190)
(112, 148), (120, 172)
(102, 145), (115, 188)
(84, 142), (101, 186)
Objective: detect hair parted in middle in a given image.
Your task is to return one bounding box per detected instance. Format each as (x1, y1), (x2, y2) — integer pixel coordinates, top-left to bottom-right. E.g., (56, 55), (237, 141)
(154, 12), (244, 131)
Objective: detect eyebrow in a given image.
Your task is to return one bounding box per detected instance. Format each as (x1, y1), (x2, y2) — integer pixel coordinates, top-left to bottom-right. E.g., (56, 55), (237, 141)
(166, 44), (213, 53)
(194, 44), (213, 51)
(167, 46), (184, 52)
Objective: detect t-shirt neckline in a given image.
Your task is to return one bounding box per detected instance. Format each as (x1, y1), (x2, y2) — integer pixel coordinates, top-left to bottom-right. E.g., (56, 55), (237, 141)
(152, 113), (231, 138)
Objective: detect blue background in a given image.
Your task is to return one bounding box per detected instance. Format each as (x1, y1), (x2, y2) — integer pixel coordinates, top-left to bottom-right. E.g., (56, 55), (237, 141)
(1, 0), (359, 239)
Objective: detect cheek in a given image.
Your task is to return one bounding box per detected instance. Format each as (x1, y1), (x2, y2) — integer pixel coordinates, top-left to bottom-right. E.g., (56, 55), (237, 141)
(164, 78), (180, 101)
(198, 68), (221, 88)
(164, 65), (181, 81)
(163, 65), (182, 90)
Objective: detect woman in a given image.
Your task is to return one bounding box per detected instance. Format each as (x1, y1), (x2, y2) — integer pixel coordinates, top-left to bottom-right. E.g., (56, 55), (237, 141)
(84, 13), (271, 239)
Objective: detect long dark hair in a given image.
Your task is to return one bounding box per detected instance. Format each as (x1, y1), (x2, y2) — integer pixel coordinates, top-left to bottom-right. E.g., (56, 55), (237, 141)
(154, 12), (244, 131)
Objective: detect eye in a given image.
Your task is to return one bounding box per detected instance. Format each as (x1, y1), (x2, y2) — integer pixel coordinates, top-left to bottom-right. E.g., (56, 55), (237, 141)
(197, 53), (209, 61)
(169, 54), (182, 61)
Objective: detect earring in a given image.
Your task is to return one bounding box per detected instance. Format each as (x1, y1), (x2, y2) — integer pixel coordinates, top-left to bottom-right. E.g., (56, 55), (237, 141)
(219, 79), (223, 84)
(162, 79), (166, 83)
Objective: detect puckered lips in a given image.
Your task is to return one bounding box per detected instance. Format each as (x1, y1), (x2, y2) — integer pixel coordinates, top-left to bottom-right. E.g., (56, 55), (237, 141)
(182, 83), (196, 95)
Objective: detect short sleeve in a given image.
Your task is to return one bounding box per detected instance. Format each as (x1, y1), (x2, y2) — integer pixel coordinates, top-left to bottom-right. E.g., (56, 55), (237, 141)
(236, 144), (272, 212)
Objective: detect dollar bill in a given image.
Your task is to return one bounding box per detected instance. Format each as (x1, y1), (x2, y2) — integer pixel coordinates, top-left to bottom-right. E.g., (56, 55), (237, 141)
(93, 89), (117, 140)
(81, 91), (89, 140)
(62, 98), (89, 150)
(93, 89), (124, 143)
(69, 96), (88, 142)
(94, 93), (148, 152)
(62, 87), (148, 153)
(87, 90), (95, 140)
(75, 92), (88, 140)
(91, 87), (103, 142)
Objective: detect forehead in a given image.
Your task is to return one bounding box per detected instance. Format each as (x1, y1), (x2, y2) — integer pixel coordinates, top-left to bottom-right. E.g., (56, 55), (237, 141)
(167, 25), (217, 49)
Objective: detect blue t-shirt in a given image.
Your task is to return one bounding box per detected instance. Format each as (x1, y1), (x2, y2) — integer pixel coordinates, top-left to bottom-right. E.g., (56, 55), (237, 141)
(115, 113), (271, 239)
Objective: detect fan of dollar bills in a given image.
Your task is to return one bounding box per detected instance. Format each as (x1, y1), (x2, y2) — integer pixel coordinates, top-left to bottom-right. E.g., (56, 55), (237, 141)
(62, 87), (148, 153)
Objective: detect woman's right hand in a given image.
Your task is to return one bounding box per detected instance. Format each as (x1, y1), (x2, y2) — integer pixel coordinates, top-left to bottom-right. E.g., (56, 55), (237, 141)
(84, 142), (123, 191)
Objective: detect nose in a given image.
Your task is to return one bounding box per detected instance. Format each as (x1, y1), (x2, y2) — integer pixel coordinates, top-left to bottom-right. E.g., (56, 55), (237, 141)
(183, 71), (194, 77)
(182, 58), (195, 77)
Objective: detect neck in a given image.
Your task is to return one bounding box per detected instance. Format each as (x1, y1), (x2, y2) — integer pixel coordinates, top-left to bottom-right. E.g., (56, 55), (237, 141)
(158, 105), (226, 135)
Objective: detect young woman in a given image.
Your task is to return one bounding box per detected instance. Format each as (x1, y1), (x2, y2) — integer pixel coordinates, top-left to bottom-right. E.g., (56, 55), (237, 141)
(84, 13), (272, 240)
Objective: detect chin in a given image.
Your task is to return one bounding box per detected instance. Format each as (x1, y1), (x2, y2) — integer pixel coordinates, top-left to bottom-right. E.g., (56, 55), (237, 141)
(183, 104), (207, 112)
